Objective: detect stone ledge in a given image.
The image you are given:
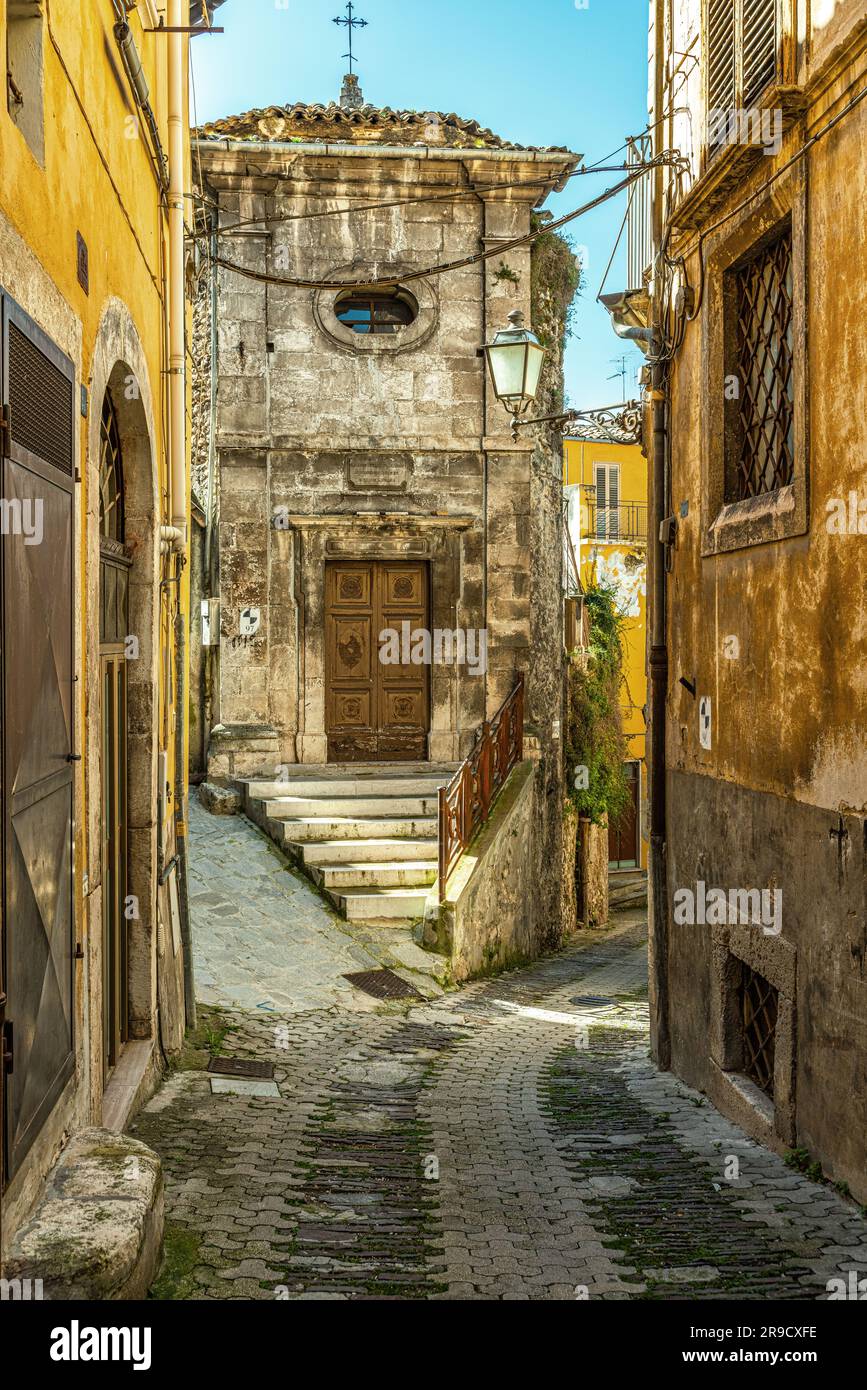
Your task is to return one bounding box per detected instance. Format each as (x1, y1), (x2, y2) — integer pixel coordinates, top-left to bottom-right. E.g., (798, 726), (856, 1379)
(3, 1128), (164, 1300)
(198, 781), (242, 816)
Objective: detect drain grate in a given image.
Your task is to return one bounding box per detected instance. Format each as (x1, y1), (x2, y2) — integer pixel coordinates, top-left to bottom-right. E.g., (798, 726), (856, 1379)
(343, 968), (423, 1001)
(207, 1056), (275, 1079)
(569, 995), (616, 1011)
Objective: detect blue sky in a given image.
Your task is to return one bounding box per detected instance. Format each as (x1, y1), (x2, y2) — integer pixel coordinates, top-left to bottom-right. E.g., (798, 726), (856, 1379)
(192, 0), (649, 407)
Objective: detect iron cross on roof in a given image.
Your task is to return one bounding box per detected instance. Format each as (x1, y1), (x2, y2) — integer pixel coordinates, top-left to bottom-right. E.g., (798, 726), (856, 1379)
(333, 2), (368, 74)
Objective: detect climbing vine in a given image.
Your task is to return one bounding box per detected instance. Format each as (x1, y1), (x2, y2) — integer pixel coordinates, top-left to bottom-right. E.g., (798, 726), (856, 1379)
(530, 213), (582, 420)
(564, 579), (630, 826)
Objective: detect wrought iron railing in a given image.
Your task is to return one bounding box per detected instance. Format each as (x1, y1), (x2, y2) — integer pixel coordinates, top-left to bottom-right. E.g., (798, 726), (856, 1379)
(626, 134), (654, 294)
(438, 673), (525, 902)
(586, 500), (647, 543)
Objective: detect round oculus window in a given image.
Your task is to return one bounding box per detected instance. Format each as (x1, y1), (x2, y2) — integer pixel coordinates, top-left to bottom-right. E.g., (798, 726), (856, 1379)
(334, 288), (419, 336)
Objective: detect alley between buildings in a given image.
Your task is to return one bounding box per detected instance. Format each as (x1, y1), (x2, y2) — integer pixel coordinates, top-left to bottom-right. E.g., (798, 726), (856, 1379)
(131, 807), (867, 1301)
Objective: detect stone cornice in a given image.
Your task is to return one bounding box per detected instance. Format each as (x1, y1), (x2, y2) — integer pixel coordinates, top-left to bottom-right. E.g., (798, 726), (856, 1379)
(285, 512), (476, 530)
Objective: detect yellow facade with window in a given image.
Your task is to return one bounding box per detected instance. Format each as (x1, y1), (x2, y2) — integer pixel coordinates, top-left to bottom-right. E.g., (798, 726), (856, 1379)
(564, 436), (648, 870)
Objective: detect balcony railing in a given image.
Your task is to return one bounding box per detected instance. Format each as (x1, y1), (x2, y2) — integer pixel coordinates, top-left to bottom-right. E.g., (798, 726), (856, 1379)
(438, 674), (524, 901)
(626, 135), (653, 294)
(585, 500), (647, 543)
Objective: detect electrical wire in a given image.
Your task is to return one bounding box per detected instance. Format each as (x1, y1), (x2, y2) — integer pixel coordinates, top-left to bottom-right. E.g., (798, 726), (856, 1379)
(208, 155), (684, 293)
(189, 164), (647, 236)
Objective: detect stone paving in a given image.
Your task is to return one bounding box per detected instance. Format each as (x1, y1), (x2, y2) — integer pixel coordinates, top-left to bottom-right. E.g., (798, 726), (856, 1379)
(187, 799), (442, 1014)
(135, 807), (867, 1301)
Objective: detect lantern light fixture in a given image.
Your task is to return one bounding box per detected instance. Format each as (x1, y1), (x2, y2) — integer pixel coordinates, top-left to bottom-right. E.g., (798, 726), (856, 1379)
(481, 309), (547, 417)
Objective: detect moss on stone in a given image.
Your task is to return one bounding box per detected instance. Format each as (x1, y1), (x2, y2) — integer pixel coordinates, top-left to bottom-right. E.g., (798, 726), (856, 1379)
(148, 1225), (202, 1301)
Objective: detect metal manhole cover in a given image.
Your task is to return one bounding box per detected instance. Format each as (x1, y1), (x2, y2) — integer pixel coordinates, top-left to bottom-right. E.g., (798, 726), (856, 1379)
(569, 995), (616, 1011)
(208, 1056), (275, 1079)
(343, 968), (423, 1001)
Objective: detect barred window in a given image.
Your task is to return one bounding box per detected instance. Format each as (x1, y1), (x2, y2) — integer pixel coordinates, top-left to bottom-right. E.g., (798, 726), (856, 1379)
(740, 964), (778, 1098)
(729, 227), (794, 500)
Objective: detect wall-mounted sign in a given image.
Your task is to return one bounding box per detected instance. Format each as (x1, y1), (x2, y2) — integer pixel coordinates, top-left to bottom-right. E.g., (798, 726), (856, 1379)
(346, 455), (410, 491)
(239, 606), (261, 637)
(699, 695), (712, 750)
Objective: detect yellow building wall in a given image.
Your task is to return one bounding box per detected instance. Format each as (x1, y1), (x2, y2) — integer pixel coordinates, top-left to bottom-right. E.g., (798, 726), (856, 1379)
(564, 437), (648, 868)
(0, 0), (191, 1223)
(0, 0), (189, 869)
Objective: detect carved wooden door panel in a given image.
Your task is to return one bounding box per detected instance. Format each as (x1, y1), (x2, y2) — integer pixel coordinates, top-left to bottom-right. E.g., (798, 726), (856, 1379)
(325, 560), (429, 763)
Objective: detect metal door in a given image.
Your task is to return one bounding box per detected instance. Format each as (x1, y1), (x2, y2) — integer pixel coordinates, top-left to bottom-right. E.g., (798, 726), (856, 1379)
(100, 654), (128, 1073)
(98, 390), (129, 1078)
(1, 296), (75, 1181)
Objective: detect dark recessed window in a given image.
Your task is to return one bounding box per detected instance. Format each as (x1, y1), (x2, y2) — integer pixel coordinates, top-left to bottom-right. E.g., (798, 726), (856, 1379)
(335, 290), (417, 336)
(740, 963), (778, 1098)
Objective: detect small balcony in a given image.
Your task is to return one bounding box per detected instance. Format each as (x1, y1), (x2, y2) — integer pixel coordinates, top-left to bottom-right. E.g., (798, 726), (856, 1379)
(585, 500), (647, 544)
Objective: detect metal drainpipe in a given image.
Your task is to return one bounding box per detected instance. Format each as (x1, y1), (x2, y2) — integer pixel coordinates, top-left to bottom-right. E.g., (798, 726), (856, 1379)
(203, 212), (218, 758)
(480, 199), (488, 731)
(167, 3), (195, 1029)
(648, 355), (670, 1071)
(175, 598), (196, 1030)
(648, 0), (671, 1071)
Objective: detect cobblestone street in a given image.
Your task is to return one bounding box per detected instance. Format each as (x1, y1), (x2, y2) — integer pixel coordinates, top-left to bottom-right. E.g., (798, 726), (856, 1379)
(130, 809), (867, 1302)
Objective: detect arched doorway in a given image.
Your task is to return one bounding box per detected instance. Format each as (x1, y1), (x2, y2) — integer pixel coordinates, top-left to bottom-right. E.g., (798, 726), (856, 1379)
(99, 389), (130, 1077)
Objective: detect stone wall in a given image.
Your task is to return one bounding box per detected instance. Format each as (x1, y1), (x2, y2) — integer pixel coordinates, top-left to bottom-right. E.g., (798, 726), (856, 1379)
(422, 761), (538, 982)
(651, 3), (867, 1197)
(192, 138), (574, 772)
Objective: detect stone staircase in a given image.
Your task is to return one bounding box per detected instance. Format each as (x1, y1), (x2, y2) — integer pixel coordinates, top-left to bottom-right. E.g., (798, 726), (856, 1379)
(608, 867), (648, 911)
(242, 765), (456, 927)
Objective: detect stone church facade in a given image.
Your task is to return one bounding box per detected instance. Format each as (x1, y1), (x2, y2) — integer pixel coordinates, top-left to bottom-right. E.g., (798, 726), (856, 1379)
(191, 87), (580, 820)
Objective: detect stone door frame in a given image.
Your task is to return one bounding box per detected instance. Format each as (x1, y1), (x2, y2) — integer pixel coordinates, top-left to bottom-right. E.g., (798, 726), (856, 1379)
(288, 513), (475, 765)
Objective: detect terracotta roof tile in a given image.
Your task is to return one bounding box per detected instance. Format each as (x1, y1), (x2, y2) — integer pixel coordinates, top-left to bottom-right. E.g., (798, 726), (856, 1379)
(194, 100), (571, 153)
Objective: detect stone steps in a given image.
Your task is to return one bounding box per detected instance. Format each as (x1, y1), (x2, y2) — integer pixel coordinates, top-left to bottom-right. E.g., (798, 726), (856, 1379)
(297, 837), (438, 866)
(242, 765), (453, 926)
(330, 885), (434, 921)
(247, 775), (448, 799)
(263, 794), (441, 820)
(309, 860), (438, 891)
(277, 815), (439, 843)
(609, 868), (648, 910)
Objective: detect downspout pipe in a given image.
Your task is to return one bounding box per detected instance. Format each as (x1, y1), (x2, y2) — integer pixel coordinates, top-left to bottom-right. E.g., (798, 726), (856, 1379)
(611, 322), (655, 348)
(168, 2), (195, 1029)
(168, 0), (187, 555)
(648, 352), (670, 1070)
(647, 0), (671, 1072)
(174, 605), (196, 1030)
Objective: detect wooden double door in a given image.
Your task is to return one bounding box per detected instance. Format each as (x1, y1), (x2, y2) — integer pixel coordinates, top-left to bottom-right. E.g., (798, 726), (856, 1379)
(325, 560), (429, 762)
(608, 759), (640, 868)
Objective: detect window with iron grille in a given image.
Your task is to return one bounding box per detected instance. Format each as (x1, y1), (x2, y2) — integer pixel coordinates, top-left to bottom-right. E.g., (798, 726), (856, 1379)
(741, 964), (778, 1097)
(706, 0), (780, 156)
(726, 226), (794, 500)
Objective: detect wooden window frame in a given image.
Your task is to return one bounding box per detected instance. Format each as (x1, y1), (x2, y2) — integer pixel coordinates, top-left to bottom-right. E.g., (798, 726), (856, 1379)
(701, 0), (797, 173)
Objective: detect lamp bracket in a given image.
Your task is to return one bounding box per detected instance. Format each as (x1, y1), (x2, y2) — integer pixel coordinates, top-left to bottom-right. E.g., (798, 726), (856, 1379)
(507, 400), (643, 444)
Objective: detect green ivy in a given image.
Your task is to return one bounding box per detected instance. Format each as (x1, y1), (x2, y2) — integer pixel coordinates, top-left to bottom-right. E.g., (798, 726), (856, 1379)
(564, 580), (630, 826)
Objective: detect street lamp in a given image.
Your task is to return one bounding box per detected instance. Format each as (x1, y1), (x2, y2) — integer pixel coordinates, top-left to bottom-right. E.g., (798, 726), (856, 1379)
(482, 308), (643, 445)
(481, 309), (546, 417)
